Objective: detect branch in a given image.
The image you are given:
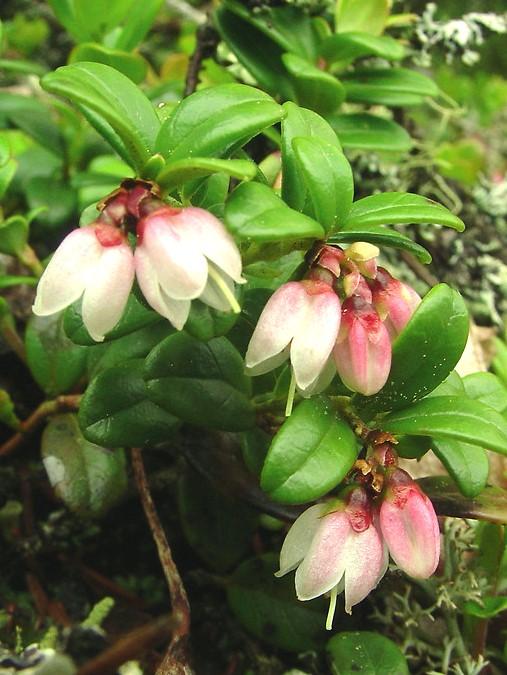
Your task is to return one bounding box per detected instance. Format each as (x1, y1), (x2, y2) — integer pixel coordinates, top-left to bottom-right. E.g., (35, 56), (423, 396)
(131, 448), (192, 675)
(184, 19), (220, 97)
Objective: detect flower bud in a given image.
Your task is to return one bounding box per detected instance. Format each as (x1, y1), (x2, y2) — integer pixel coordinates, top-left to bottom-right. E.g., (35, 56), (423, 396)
(379, 468), (440, 579)
(344, 242), (379, 279)
(370, 267), (421, 338)
(334, 296), (391, 395)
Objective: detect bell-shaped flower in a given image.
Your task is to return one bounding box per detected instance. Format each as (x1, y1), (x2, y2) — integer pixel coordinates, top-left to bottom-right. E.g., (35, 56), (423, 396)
(370, 267), (421, 338)
(245, 280), (341, 396)
(276, 487), (387, 626)
(135, 206), (244, 330)
(334, 296), (391, 396)
(33, 224), (135, 342)
(379, 468), (440, 579)
(344, 242), (379, 279)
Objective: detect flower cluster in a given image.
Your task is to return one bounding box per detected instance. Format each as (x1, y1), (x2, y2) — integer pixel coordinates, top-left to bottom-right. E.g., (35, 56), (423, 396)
(276, 465), (440, 629)
(33, 181), (244, 341)
(246, 243), (420, 397)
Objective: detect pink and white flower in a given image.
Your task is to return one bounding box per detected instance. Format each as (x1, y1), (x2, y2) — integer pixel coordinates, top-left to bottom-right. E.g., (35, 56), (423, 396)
(276, 487), (387, 626)
(334, 296), (392, 396)
(379, 468), (440, 579)
(134, 206), (245, 330)
(245, 280), (342, 396)
(32, 224), (134, 342)
(370, 267), (421, 338)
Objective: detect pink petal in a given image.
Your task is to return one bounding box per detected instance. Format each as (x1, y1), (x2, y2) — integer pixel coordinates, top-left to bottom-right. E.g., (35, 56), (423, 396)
(245, 282), (309, 375)
(295, 510), (351, 601)
(33, 228), (102, 316)
(276, 504), (326, 577)
(82, 243), (135, 342)
(291, 289), (341, 391)
(343, 521), (387, 613)
(142, 217), (208, 300)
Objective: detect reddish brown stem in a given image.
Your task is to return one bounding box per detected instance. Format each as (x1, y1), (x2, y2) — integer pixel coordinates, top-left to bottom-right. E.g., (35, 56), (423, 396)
(131, 448), (192, 674)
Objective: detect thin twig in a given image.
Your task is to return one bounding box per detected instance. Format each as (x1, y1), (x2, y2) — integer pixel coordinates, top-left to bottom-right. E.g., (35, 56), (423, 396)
(0, 395), (81, 458)
(0, 320), (27, 362)
(131, 448), (192, 675)
(184, 19), (220, 97)
(77, 614), (176, 675)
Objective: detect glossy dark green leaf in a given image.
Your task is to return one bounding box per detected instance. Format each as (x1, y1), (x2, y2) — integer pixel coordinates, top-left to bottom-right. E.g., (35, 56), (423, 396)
(41, 413), (128, 518)
(69, 43), (148, 84)
(345, 192), (465, 231)
(42, 62), (160, 171)
(155, 84), (283, 161)
(395, 435), (431, 460)
(420, 476), (507, 523)
(329, 223), (431, 263)
(225, 181), (325, 243)
(381, 396), (507, 455)
(178, 466), (257, 572)
(282, 53), (345, 115)
(462, 372), (507, 414)
(79, 359), (179, 447)
(156, 157), (256, 192)
(432, 438), (489, 498)
(335, 0), (389, 36)
(261, 396), (358, 504)
(25, 313), (88, 396)
(292, 135), (353, 232)
(320, 32), (404, 64)
(144, 333), (255, 431)
(64, 289), (159, 346)
(355, 284), (469, 414)
(327, 113), (412, 152)
(227, 554), (327, 652)
(281, 101), (341, 213)
(342, 68), (439, 106)
(327, 631), (409, 675)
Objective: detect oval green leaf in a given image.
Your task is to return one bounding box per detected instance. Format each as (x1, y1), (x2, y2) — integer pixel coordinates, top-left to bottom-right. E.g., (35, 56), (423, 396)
(432, 438), (489, 498)
(282, 53), (345, 115)
(342, 68), (439, 106)
(327, 631), (409, 675)
(329, 222), (431, 263)
(327, 113), (412, 153)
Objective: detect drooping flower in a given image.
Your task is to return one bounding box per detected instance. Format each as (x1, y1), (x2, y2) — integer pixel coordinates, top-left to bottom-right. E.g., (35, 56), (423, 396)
(33, 224), (135, 342)
(276, 487), (387, 627)
(334, 295), (392, 396)
(134, 206), (245, 330)
(245, 279), (342, 396)
(370, 267), (421, 338)
(379, 468), (440, 579)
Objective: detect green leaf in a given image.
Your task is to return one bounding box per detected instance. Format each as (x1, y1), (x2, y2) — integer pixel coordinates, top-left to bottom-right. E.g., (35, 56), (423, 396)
(432, 439), (489, 498)
(420, 476), (507, 523)
(42, 62), (160, 171)
(327, 113), (412, 153)
(26, 177), (77, 230)
(225, 181), (325, 243)
(69, 43), (147, 84)
(0, 390), (20, 430)
(281, 101), (341, 213)
(0, 157), (16, 200)
(0, 275), (37, 289)
(184, 300), (238, 342)
(144, 333), (255, 431)
(464, 597), (507, 619)
(41, 413), (128, 518)
(261, 396), (358, 504)
(227, 554), (327, 652)
(321, 32), (404, 64)
(328, 223), (431, 263)
(355, 284), (469, 414)
(80, 359), (179, 447)
(462, 372), (507, 414)
(178, 466), (257, 572)
(335, 0), (389, 36)
(113, 0), (163, 51)
(73, 0), (135, 41)
(156, 157), (257, 193)
(327, 631), (409, 675)
(25, 313), (88, 397)
(381, 396), (507, 456)
(0, 215), (29, 256)
(64, 289), (159, 346)
(47, 0), (89, 42)
(345, 192), (465, 231)
(395, 435), (431, 460)
(292, 136), (353, 232)
(0, 92), (64, 155)
(282, 53), (345, 115)
(155, 84), (283, 161)
(492, 338), (507, 389)
(342, 68), (439, 106)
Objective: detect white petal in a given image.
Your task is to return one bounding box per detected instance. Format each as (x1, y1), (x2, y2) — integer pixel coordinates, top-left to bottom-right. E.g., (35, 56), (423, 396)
(135, 246), (190, 330)
(82, 243), (135, 342)
(295, 510), (350, 601)
(245, 347), (290, 377)
(291, 290), (341, 391)
(142, 218), (208, 300)
(343, 523), (386, 614)
(199, 264), (235, 312)
(179, 207), (244, 283)
(245, 283), (309, 373)
(276, 504), (326, 578)
(33, 228), (102, 316)
(298, 357), (337, 398)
